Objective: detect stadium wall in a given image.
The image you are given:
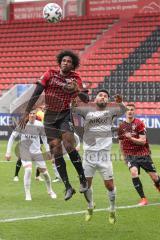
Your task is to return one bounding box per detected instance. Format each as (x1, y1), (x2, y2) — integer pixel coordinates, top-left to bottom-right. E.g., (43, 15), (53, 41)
(9, 0), (80, 19)
(86, 0), (160, 18)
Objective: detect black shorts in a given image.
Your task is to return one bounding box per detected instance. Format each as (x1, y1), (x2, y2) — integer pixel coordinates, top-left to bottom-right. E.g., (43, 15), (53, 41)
(125, 155), (156, 174)
(44, 109), (74, 142)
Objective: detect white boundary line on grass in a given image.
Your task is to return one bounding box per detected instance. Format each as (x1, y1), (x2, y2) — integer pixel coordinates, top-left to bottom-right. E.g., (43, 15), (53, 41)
(0, 202), (160, 223)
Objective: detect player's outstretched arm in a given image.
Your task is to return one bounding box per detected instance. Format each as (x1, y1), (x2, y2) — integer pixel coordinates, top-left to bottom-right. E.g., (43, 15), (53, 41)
(19, 83), (45, 129)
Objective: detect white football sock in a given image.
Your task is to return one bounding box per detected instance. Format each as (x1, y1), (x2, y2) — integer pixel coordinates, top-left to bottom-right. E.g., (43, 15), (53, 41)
(24, 167), (32, 199)
(108, 187), (116, 212)
(84, 187), (94, 209)
(42, 170), (53, 193)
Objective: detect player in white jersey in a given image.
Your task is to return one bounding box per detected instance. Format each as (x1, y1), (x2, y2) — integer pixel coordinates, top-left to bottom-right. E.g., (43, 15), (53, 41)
(73, 89), (127, 224)
(5, 109), (57, 201)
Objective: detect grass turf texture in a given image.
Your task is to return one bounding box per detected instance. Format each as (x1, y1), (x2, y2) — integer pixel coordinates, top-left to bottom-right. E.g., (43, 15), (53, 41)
(0, 141), (159, 240)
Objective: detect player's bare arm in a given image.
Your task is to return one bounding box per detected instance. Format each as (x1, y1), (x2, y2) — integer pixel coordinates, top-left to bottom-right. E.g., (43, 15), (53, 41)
(114, 94), (127, 115)
(19, 83), (45, 129)
(125, 132), (146, 145)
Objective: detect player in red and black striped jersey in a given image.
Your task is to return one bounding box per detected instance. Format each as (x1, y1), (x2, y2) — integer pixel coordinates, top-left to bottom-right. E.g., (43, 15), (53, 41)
(118, 103), (160, 206)
(19, 50), (89, 201)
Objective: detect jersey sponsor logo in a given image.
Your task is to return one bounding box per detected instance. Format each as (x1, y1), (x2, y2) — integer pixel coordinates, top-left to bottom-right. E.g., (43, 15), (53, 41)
(24, 134), (38, 140)
(87, 112), (110, 127)
(49, 75), (65, 88)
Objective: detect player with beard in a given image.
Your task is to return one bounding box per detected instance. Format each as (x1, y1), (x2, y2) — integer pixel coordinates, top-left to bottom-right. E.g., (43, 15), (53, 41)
(73, 89), (127, 224)
(19, 50), (89, 201)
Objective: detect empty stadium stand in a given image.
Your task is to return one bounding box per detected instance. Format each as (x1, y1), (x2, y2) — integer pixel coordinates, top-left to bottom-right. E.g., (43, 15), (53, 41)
(0, 15), (119, 91)
(0, 12), (159, 114)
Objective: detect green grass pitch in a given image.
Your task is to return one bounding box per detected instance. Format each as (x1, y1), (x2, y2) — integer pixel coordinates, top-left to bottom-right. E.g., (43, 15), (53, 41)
(0, 141), (159, 240)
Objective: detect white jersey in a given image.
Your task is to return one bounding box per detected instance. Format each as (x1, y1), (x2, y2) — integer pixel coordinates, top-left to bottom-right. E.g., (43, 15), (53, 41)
(74, 103), (126, 151)
(6, 120), (50, 157)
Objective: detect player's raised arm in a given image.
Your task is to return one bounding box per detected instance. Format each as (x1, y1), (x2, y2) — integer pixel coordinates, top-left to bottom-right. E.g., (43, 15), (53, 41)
(19, 72), (49, 129)
(112, 94), (127, 117)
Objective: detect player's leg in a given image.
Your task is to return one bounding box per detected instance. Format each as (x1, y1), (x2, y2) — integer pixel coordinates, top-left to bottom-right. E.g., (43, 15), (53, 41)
(84, 177), (94, 221)
(14, 157), (22, 181)
(35, 167), (44, 181)
(104, 179), (116, 224)
(35, 138), (44, 181)
(33, 153), (57, 199)
(98, 151), (116, 224)
(52, 160), (62, 182)
(149, 172), (160, 191)
(141, 156), (160, 192)
(62, 131), (88, 193)
(126, 156), (148, 205)
(50, 138), (75, 200)
(21, 160), (32, 201)
(44, 112), (75, 200)
(130, 167), (148, 205)
(83, 152), (96, 221)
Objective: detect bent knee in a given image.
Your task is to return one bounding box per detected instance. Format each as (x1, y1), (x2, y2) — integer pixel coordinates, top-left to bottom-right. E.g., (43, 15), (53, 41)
(130, 167), (138, 177)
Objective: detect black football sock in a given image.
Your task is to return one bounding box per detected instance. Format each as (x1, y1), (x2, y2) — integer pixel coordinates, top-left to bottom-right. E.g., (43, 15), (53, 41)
(68, 150), (86, 181)
(55, 156), (71, 189)
(154, 177), (160, 190)
(132, 177), (145, 198)
(15, 158), (22, 177)
(36, 168), (40, 177)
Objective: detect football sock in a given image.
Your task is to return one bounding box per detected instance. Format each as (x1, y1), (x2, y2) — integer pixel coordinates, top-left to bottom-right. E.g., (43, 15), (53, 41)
(24, 167), (32, 195)
(36, 168), (40, 177)
(15, 158), (22, 177)
(55, 156), (71, 189)
(154, 176), (160, 190)
(108, 187), (116, 211)
(84, 187), (94, 209)
(52, 162), (61, 179)
(68, 150), (86, 181)
(132, 177), (145, 198)
(42, 171), (53, 193)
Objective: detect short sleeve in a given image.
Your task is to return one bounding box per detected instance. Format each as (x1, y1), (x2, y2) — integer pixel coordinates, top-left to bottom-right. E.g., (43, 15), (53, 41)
(137, 121), (146, 134)
(38, 70), (51, 87)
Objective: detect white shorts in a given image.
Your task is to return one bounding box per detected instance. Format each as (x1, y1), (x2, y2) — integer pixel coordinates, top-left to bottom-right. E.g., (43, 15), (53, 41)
(21, 152), (47, 169)
(83, 150), (113, 180)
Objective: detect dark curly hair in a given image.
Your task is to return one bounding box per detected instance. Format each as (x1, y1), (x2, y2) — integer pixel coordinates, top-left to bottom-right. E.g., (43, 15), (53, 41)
(56, 50), (80, 70)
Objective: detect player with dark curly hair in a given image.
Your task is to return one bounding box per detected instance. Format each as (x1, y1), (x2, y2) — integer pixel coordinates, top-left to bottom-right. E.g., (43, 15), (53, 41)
(56, 50), (80, 70)
(19, 50), (89, 201)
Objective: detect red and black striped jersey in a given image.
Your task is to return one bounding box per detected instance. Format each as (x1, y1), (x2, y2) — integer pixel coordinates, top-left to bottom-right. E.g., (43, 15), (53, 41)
(39, 69), (83, 112)
(118, 118), (150, 156)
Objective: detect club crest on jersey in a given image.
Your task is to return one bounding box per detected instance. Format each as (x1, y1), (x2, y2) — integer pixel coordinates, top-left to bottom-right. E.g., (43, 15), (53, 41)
(132, 124), (136, 130)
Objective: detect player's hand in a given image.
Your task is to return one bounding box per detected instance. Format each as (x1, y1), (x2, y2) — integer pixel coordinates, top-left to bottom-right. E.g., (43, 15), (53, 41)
(125, 132), (132, 139)
(114, 94), (123, 103)
(5, 155), (11, 161)
(19, 112), (29, 129)
(78, 91), (89, 103)
(63, 80), (79, 93)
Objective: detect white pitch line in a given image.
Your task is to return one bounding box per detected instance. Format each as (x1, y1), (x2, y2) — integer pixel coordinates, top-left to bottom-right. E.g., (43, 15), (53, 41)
(0, 202), (160, 223)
